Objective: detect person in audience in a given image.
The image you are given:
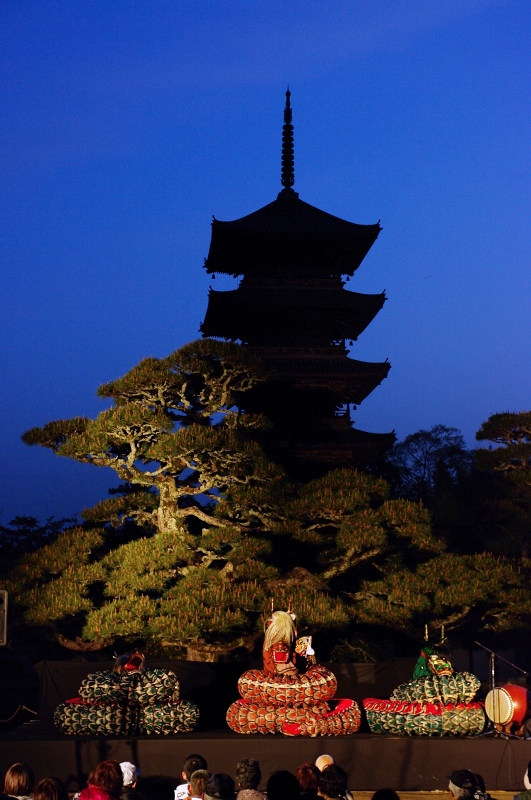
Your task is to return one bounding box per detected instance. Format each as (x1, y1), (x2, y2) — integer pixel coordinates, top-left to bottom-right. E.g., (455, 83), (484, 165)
(235, 761), (265, 800)
(4, 764), (35, 800)
(314, 759), (334, 774)
(119, 764), (143, 800)
(188, 772), (211, 800)
(79, 761), (123, 800)
(33, 779), (68, 800)
(4, 765), (34, 800)
(370, 791), (398, 800)
(296, 765), (320, 800)
(137, 779), (173, 800)
(175, 757), (209, 800)
(472, 774), (491, 800)
(204, 772), (236, 800)
(515, 762), (531, 800)
(266, 773), (300, 800)
(317, 766), (349, 800)
(448, 771), (477, 800)
(204, 775), (235, 800)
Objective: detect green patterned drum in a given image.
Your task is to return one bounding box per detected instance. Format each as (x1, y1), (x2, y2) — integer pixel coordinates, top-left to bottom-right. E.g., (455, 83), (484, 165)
(54, 665), (198, 736)
(363, 697), (486, 736)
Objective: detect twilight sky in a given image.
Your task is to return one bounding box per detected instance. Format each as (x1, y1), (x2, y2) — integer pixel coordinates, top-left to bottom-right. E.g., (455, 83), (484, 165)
(1, 0), (530, 523)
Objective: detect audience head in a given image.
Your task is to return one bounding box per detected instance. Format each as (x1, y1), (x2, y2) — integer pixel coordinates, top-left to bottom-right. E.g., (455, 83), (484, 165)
(296, 765), (320, 795)
(183, 756), (208, 782)
(448, 771), (476, 799)
(204, 774), (235, 800)
(4, 764), (35, 797)
(235, 761), (261, 791)
(120, 764), (140, 789)
(33, 778), (68, 800)
(87, 761), (123, 797)
(190, 772), (212, 798)
(315, 758), (335, 774)
(318, 766), (348, 800)
(138, 778), (173, 800)
(371, 791), (399, 800)
(267, 772), (300, 800)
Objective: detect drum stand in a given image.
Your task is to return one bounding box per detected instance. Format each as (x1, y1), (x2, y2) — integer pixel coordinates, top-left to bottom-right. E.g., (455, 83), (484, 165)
(475, 641), (529, 738)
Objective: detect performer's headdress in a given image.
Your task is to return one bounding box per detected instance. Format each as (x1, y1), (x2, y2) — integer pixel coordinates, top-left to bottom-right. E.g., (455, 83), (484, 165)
(264, 600), (297, 651)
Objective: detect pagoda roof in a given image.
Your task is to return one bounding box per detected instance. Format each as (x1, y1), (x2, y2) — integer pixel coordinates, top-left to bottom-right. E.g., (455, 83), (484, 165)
(200, 286), (386, 342)
(258, 354), (390, 405)
(211, 189), (379, 236)
(205, 189), (381, 278)
(270, 425), (396, 472)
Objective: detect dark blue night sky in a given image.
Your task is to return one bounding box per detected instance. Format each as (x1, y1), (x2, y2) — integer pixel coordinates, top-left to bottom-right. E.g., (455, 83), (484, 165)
(1, 0), (530, 522)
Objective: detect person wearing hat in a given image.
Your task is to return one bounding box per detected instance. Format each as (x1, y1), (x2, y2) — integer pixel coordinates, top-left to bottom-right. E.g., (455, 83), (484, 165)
(449, 771), (477, 799)
(119, 764), (143, 800)
(314, 758), (334, 774)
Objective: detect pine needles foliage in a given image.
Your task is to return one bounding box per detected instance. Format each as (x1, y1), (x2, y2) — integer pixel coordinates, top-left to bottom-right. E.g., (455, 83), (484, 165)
(10, 343), (531, 659)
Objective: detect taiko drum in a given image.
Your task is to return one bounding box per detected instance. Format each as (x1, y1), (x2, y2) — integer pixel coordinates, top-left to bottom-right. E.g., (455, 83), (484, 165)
(485, 684), (530, 726)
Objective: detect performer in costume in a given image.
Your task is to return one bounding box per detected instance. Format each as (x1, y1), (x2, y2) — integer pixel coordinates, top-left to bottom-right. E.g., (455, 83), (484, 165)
(363, 640), (485, 736)
(54, 651), (199, 735)
(263, 610), (316, 677)
(226, 604), (361, 736)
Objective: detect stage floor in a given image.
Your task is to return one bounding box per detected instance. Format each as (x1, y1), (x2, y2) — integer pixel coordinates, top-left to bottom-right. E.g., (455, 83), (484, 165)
(1, 723), (530, 794)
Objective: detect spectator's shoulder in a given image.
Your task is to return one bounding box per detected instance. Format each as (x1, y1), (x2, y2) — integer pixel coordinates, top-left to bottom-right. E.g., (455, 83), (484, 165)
(175, 786), (189, 800)
(236, 790), (266, 800)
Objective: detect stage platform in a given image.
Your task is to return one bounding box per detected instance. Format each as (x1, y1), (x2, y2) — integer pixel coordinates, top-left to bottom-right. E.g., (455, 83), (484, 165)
(1, 724), (531, 793)
(1, 655), (531, 793)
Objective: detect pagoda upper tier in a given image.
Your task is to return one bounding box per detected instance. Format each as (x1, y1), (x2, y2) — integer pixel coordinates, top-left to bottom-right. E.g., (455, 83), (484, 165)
(201, 279), (386, 344)
(205, 187), (381, 278)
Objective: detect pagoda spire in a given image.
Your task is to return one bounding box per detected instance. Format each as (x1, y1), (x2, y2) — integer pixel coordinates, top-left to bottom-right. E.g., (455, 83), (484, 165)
(280, 88), (295, 190)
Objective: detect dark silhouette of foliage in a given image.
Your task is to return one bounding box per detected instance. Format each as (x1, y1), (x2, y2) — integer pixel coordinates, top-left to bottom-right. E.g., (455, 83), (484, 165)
(384, 424), (473, 505)
(475, 411), (531, 560)
(0, 515), (76, 563)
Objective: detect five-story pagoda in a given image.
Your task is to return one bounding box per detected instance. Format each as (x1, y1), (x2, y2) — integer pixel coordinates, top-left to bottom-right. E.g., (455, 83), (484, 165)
(201, 91), (395, 477)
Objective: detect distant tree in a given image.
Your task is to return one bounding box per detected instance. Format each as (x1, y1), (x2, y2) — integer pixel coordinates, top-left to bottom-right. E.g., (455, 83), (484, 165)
(384, 424), (473, 505)
(476, 412), (531, 476)
(0, 515), (76, 564)
(475, 411), (531, 560)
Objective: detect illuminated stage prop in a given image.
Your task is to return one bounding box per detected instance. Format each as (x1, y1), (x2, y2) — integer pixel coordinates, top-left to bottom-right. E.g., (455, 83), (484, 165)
(363, 646), (486, 736)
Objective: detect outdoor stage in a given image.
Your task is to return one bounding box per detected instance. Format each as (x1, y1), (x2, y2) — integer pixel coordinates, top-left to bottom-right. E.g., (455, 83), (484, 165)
(1, 725), (531, 793)
(1, 656), (530, 793)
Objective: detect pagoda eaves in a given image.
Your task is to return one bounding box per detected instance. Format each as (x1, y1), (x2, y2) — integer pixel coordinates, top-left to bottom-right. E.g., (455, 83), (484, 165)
(200, 285), (386, 344)
(205, 190), (381, 278)
(259, 354), (390, 405)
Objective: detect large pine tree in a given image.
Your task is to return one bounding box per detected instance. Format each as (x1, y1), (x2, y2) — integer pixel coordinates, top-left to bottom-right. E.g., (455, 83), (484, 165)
(8, 349), (531, 659)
